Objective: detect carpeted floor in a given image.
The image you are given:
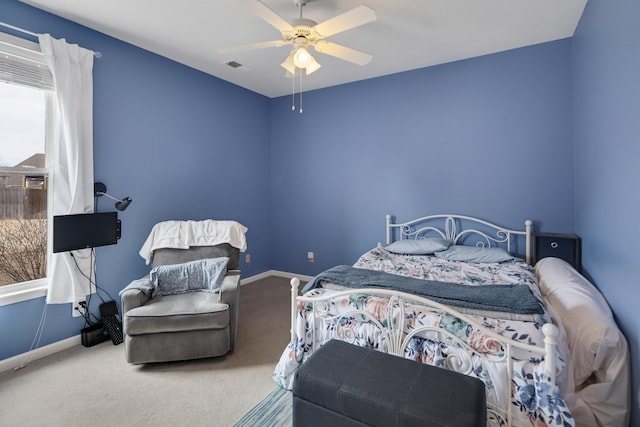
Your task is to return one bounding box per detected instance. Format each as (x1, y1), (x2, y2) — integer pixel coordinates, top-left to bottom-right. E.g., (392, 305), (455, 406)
(0, 276), (294, 427)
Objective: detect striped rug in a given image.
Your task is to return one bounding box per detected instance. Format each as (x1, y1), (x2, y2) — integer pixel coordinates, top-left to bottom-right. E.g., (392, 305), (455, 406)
(233, 387), (292, 427)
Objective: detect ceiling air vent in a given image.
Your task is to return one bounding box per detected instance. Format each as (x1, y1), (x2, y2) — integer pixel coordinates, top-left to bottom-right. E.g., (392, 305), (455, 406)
(224, 60), (250, 72)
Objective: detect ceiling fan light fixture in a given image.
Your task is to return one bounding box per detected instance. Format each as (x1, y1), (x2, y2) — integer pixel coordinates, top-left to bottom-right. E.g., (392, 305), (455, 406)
(282, 47), (320, 75)
(280, 51), (296, 74)
(305, 56), (321, 75)
(293, 46), (313, 68)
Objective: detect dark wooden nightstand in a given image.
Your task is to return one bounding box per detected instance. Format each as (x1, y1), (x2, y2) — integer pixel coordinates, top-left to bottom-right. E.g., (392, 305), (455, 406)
(533, 232), (582, 272)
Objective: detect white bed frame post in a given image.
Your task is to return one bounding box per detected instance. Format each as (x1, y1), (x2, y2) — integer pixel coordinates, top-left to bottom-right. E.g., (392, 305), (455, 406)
(385, 214), (392, 245)
(290, 277), (300, 341)
(525, 219), (533, 265)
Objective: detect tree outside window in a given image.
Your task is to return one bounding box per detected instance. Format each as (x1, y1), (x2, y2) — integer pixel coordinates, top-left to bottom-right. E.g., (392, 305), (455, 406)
(0, 82), (48, 286)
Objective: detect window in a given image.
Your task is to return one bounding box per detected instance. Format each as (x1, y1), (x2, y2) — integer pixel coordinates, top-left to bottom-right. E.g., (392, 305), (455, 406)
(0, 31), (54, 304)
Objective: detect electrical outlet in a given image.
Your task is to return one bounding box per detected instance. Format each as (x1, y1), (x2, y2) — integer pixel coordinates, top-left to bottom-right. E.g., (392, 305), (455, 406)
(307, 251), (314, 263)
(245, 253), (251, 264)
(72, 300), (86, 317)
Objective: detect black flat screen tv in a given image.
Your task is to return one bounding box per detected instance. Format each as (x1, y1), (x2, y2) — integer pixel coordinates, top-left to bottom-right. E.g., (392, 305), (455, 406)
(53, 212), (121, 253)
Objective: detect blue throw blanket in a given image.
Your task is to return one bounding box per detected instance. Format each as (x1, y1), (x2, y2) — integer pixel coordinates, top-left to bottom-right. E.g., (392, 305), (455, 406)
(303, 265), (543, 315)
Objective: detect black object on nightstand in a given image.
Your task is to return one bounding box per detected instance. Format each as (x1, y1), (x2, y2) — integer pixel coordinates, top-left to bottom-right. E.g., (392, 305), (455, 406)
(533, 232), (582, 272)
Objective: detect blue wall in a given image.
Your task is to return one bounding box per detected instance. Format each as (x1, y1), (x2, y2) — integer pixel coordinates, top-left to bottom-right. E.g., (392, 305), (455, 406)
(2, 0), (638, 421)
(1, 0), (271, 360)
(573, 0), (640, 423)
(270, 40), (574, 274)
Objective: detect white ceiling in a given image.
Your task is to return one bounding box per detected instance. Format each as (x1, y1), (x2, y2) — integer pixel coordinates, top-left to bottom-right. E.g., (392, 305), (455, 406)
(19, 0), (587, 98)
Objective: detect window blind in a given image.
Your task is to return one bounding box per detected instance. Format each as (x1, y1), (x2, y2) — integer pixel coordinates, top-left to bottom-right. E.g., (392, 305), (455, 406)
(0, 31), (53, 90)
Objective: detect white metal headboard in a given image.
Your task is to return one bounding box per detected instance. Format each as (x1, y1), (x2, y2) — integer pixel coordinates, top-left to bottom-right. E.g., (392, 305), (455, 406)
(385, 214), (533, 265)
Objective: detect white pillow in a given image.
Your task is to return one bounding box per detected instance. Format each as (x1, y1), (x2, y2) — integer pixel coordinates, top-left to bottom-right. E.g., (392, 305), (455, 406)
(535, 257), (617, 386)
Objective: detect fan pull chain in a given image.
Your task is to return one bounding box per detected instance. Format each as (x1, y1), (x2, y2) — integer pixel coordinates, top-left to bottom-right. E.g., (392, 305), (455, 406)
(299, 70), (303, 113)
(291, 68), (296, 111)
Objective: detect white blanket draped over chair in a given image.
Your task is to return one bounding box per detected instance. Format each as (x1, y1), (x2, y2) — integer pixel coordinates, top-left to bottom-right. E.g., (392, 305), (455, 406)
(139, 219), (248, 264)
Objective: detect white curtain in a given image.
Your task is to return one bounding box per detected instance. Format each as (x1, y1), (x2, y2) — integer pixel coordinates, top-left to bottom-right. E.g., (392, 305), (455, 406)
(38, 34), (95, 305)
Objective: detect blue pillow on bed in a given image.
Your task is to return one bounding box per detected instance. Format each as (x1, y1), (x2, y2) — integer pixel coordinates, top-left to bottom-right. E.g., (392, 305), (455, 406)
(384, 238), (451, 255)
(434, 245), (519, 263)
(150, 257), (229, 297)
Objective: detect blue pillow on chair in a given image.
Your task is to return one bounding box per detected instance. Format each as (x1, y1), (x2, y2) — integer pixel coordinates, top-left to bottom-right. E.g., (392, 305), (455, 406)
(150, 257), (229, 297)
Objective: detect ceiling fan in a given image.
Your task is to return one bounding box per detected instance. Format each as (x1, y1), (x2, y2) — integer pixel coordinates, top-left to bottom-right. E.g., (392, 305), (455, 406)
(219, 0), (377, 75)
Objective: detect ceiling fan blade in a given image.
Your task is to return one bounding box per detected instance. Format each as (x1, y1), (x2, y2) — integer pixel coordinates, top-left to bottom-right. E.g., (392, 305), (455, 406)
(218, 40), (286, 54)
(241, 0), (293, 33)
(313, 41), (372, 66)
(312, 6), (377, 38)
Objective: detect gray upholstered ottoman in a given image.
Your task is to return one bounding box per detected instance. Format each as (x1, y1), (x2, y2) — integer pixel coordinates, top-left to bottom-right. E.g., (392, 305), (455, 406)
(292, 339), (486, 427)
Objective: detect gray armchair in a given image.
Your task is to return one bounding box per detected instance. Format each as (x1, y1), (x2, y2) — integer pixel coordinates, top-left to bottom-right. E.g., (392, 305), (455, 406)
(120, 243), (240, 364)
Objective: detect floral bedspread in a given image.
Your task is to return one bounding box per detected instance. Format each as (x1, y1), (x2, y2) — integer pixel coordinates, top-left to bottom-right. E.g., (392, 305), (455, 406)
(273, 247), (574, 426)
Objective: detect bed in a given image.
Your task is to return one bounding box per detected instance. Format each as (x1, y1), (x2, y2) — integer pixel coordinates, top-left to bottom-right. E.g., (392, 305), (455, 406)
(272, 214), (630, 427)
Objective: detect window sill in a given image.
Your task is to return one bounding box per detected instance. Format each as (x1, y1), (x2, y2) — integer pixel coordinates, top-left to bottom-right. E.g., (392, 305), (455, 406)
(0, 279), (47, 307)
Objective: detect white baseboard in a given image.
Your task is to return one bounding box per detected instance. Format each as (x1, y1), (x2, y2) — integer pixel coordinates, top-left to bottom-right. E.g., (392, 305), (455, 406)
(0, 334), (80, 374)
(240, 270), (313, 285)
(1, 271), (310, 373)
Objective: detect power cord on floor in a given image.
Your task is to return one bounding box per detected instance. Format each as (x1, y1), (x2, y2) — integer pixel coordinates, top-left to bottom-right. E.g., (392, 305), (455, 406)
(14, 301), (48, 371)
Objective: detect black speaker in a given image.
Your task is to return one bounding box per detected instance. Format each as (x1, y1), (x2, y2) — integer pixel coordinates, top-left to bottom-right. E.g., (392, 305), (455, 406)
(533, 233), (581, 271)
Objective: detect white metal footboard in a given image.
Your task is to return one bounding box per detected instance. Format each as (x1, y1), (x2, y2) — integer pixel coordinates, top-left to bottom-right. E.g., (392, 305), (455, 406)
(289, 277), (559, 427)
